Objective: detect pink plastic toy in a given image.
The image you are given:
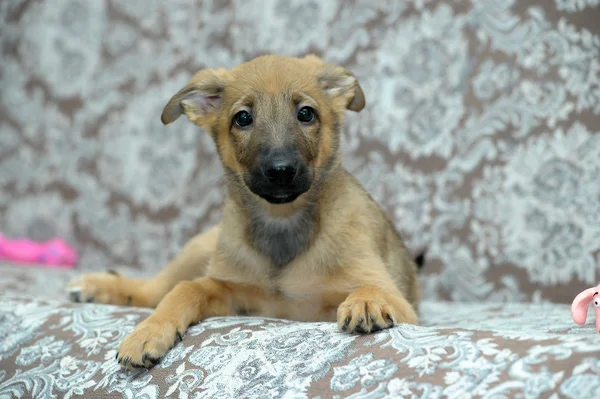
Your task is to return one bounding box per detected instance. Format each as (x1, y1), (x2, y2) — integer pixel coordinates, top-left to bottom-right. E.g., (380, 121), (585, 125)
(571, 284), (600, 333)
(0, 234), (78, 268)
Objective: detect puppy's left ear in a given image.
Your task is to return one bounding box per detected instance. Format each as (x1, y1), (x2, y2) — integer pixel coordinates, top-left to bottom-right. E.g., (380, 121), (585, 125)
(305, 55), (365, 112)
(318, 66), (365, 112)
(161, 68), (229, 127)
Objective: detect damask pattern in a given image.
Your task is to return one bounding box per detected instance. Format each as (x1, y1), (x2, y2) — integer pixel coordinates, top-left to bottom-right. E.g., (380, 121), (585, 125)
(1, 1), (599, 304)
(0, 292), (599, 398)
(2, 1), (600, 397)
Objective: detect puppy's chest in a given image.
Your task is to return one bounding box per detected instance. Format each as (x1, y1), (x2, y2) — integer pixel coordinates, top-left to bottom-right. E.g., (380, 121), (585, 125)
(258, 276), (343, 322)
(249, 208), (315, 268)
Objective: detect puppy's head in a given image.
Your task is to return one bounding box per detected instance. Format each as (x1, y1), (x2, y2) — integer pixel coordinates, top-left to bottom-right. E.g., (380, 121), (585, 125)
(161, 55), (364, 205)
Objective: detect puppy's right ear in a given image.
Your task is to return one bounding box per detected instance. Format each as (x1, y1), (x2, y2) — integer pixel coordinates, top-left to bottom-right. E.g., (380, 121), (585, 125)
(161, 68), (229, 126)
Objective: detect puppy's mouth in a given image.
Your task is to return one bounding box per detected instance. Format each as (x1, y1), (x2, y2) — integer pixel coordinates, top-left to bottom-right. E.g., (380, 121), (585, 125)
(245, 170), (312, 205)
(249, 183), (310, 204)
(260, 191), (303, 204)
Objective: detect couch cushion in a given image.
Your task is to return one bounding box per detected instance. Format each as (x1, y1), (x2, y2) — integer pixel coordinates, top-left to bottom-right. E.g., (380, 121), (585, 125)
(1, 295), (598, 399)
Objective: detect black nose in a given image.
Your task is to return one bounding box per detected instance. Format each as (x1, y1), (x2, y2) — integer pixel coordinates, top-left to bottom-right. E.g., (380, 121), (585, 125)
(265, 160), (297, 186)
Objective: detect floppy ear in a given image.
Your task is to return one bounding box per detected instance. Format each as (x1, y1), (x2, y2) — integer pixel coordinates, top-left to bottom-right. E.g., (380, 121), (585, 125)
(161, 68), (229, 126)
(571, 287), (598, 325)
(304, 55), (365, 112)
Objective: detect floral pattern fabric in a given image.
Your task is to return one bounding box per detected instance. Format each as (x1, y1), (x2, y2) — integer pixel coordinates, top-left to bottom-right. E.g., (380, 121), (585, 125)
(1, 287), (599, 398)
(0, 0), (600, 302)
(0, 0), (599, 304)
(1, 264), (600, 398)
(1, 1), (600, 396)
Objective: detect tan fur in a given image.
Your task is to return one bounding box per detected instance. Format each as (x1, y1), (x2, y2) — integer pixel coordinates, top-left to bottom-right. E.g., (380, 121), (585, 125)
(67, 55), (420, 369)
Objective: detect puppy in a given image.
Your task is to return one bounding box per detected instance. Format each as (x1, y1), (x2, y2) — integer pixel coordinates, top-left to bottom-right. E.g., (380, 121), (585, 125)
(67, 54), (420, 369)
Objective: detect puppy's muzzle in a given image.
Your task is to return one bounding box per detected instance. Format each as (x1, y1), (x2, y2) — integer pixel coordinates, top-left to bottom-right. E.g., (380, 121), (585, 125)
(247, 147), (312, 204)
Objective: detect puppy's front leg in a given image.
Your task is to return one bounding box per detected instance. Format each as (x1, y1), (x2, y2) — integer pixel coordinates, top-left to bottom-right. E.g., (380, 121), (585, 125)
(337, 285), (418, 334)
(117, 277), (232, 368)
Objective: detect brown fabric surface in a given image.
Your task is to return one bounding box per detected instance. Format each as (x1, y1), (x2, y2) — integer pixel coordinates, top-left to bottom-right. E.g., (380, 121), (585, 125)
(1, 295), (599, 398)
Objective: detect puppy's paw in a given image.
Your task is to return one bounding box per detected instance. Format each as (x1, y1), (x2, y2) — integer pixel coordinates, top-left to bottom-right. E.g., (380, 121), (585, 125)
(337, 297), (396, 334)
(116, 319), (184, 369)
(67, 271), (132, 305)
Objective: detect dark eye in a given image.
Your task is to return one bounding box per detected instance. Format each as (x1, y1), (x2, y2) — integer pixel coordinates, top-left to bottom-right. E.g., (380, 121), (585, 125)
(297, 106), (316, 123)
(234, 111), (253, 127)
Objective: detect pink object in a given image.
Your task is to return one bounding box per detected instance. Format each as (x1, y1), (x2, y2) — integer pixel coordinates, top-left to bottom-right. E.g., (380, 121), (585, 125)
(571, 284), (600, 333)
(0, 234), (78, 268)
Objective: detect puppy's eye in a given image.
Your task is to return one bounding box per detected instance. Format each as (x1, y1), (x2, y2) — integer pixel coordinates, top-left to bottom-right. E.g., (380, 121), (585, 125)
(233, 111), (253, 127)
(297, 106), (316, 123)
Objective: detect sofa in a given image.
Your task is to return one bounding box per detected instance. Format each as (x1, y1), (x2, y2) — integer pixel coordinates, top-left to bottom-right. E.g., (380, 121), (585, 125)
(1, 1), (599, 398)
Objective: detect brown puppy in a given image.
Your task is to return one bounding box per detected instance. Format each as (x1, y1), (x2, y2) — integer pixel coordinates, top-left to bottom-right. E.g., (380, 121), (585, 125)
(67, 54), (420, 369)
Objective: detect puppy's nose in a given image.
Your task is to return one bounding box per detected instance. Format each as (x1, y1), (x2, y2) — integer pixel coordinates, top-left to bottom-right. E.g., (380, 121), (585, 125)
(265, 160), (297, 186)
